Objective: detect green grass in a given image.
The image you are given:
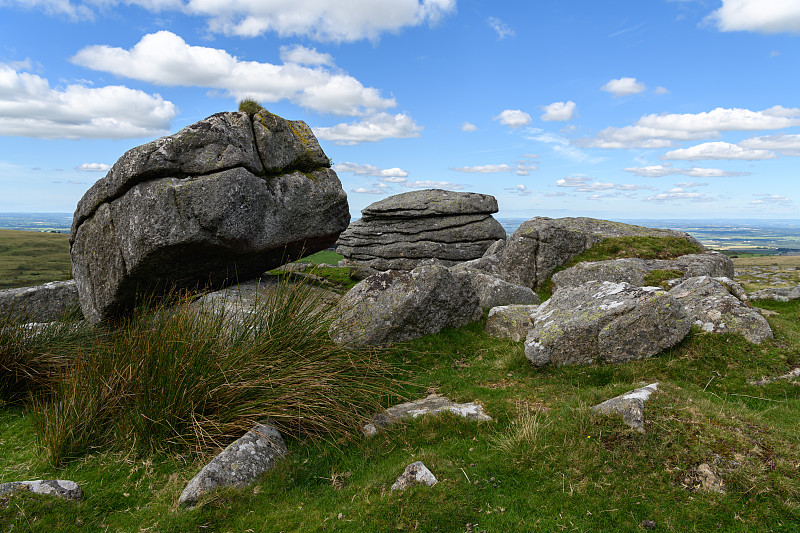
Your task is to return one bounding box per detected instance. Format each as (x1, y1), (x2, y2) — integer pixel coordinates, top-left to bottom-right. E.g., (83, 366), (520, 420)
(0, 229), (71, 289)
(2, 297), (799, 531)
(238, 97), (264, 116)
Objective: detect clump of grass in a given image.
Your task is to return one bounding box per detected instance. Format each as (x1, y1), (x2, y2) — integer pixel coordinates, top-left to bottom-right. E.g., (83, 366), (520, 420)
(0, 308), (88, 405)
(32, 279), (405, 465)
(566, 236), (704, 267)
(643, 268), (685, 288)
(238, 97), (264, 116)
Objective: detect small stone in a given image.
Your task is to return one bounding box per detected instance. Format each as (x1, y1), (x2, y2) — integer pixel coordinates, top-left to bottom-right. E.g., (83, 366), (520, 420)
(642, 519), (657, 529)
(391, 461), (438, 491)
(0, 480), (83, 500)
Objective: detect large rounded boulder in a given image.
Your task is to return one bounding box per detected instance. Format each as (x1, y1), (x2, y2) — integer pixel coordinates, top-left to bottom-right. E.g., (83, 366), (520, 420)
(70, 110), (349, 323)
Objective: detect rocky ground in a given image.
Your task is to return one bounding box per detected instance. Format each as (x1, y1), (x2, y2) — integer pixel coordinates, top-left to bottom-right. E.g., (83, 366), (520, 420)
(732, 255), (800, 290)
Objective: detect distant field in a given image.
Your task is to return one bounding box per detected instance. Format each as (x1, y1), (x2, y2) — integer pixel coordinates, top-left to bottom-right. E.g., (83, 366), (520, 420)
(0, 229), (71, 289)
(732, 255), (800, 268)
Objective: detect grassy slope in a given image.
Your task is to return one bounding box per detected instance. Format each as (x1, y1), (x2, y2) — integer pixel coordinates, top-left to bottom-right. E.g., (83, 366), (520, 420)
(2, 301), (799, 532)
(0, 230), (71, 290)
(2, 238), (800, 531)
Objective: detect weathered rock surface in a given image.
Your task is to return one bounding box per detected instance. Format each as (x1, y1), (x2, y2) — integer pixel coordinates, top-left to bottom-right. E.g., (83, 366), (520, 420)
(524, 281), (691, 368)
(551, 252), (733, 291)
(335, 189), (506, 270)
(330, 261), (482, 347)
(391, 461), (438, 491)
(592, 383), (659, 433)
(669, 276), (773, 344)
(452, 269), (539, 310)
(749, 367), (800, 386)
(70, 110), (349, 323)
(0, 280), (80, 321)
(491, 217), (702, 289)
(485, 304), (539, 342)
(0, 480), (83, 500)
(179, 423), (287, 506)
(748, 286), (800, 302)
(364, 393), (492, 436)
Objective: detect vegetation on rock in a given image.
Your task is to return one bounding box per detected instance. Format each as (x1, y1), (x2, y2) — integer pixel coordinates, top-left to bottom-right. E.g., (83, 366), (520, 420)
(238, 97), (264, 116)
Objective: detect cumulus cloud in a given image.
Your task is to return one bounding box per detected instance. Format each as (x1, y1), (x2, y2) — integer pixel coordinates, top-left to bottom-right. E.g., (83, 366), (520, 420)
(624, 164), (748, 177)
(494, 109), (532, 128)
(0, 62), (175, 139)
(505, 184), (532, 196)
(488, 17), (515, 39)
(644, 189), (716, 203)
(314, 113), (422, 144)
(583, 106), (800, 149)
(461, 122), (478, 132)
(556, 176), (655, 192)
(352, 187), (386, 194)
(7, 0), (456, 42)
(72, 31), (395, 116)
(451, 164), (514, 173)
(707, 0), (800, 34)
(404, 180), (463, 190)
(76, 163), (111, 171)
(333, 162), (409, 178)
(601, 77), (646, 97)
(662, 141), (778, 160)
(527, 129), (596, 162)
(541, 101), (577, 122)
(739, 133), (800, 156)
(673, 182), (709, 189)
(654, 86), (670, 95)
(749, 193), (793, 205)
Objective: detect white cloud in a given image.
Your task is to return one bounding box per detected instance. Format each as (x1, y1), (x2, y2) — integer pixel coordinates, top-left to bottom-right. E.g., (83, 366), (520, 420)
(624, 164), (748, 177)
(494, 109), (532, 128)
(739, 133), (800, 156)
(556, 175), (655, 192)
(76, 163), (111, 172)
(749, 193), (793, 205)
(461, 121), (478, 132)
(313, 113), (422, 144)
(674, 182), (709, 188)
(541, 101), (577, 122)
(404, 180), (463, 190)
(505, 184), (532, 196)
(707, 0), (800, 34)
(527, 129), (597, 162)
(8, 0), (456, 42)
(381, 176), (408, 183)
(278, 45), (334, 66)
(488, 17), (515, 39)
(654, 86), (670, 95)
(601, 77), (646, 97)
(644, 190), (716, 203)
(333, 162), (409, 178)
(583, 106), (800, 149)
(352, 187), (386, 194)
(662, 141), (778, 160)
(451, 164), (514, 173)
(72, 31), (395, 116)
(0, 62), (175, 139)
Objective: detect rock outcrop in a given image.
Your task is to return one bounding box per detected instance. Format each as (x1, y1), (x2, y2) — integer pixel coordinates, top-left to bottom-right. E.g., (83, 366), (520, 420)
(524, 281), (691, 368)
(330, 261), (482, 347)
(179, 423), (287, 506)
(748, 286), (800, 302)
(484, 304), (539, 342)
(364, 393), (492, 436)
(489, 217), (702, 290)
(335, 189), (506, 270)
(0, 480), (83, 500)
(669, 276), (773, 344)
(0, 280), (80, 321)
(70, 110), (349, 323)
(451, 269), (539, 310)
(551, 252), (734, 291)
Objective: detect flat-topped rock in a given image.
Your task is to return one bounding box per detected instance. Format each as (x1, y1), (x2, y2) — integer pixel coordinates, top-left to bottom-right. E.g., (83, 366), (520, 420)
(492, 217), (702, 289)
(70, 110), (348, 323)
(0, 280), (80, 321)
(336, 189), (506, 271)
(551, 252), (733, 291)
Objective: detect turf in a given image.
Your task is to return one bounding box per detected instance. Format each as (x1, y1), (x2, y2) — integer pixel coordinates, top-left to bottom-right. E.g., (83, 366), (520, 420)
(0, 229), (71, 289)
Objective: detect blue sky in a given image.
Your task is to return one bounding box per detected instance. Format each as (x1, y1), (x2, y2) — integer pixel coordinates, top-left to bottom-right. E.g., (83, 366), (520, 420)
(1, 0), (799, 220)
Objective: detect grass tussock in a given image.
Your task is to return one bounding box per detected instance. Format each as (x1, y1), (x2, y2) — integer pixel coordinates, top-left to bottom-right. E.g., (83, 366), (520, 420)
(27, 278), (404, 465)
(238, 97), (264, 116)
